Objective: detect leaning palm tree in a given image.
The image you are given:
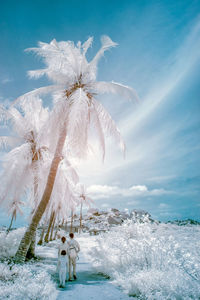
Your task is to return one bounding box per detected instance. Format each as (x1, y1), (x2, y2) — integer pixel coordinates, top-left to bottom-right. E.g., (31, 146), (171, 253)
(15, 36), (138, 262)
(38, 158), (79, 244)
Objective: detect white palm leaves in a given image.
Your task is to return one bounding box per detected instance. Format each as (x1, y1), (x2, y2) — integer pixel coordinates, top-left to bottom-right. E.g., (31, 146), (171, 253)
(0, 98), (49, 211)
(75, 183), (93, 207)
(18, 36), (138, 160)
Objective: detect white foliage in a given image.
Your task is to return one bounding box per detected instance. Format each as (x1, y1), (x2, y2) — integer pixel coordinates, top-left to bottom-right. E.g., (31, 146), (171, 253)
(90, 220), (200, 299)
(49, 159), (79, 214)
(20, 36), (137, 161)
(0, 229), (57, 300)
(93, 81), (139, 101)
(75, 182), (94, 208)
(66, 88), (90, 158)
(0, 98), (50, 214)
(0, 228), (26, 257)
(0, 263), (58, 300)
(93, 99), (125, 154)
(0, 144), (33, 209)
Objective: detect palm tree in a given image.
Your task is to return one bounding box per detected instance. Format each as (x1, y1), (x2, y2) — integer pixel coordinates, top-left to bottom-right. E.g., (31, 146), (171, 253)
(7, 200), (25, 233)
(75, 183), (93, 232)
(15, 36), (138, 262)
(0, 99), (49, 257)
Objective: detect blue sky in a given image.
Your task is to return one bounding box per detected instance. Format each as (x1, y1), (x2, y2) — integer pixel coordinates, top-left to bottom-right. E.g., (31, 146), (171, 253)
(0, 0), (200, 226)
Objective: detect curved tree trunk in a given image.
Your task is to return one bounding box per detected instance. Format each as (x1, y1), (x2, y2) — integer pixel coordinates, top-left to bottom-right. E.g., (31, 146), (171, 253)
(26, 230), (36, 259)
(26, 173), (38, 259)
(44, 211), (55, 243)
(49, 213), (56, 241)
(14, 125), (67, 263)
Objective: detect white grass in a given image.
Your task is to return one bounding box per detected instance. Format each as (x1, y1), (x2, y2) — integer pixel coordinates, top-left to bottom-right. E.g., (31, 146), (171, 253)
(0, 229), (58, 300)
(0, 262), (58, 300)
(89, 220), (200, 299)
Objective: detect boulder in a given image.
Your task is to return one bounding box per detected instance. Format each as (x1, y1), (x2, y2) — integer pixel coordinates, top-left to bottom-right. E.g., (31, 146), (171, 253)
(108, 215), (123, 225)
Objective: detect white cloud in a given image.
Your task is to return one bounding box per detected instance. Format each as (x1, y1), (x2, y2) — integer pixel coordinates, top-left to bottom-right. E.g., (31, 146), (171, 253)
(87, 184), (173, 200)
(147, 175), (177, 183)
(130, 185), (148, 192)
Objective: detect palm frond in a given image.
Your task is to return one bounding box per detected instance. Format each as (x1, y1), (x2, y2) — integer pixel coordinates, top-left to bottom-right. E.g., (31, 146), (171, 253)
(28, 69), (49, 79)
(89, 105), (105, 161)
(93, 81), (139, 101)
(67, 89), (90, 158)
(93, 99), (125, 154)
(90, 35), (117, 71)
(13, 85), (63, 106)
(82, 37), (93, 56)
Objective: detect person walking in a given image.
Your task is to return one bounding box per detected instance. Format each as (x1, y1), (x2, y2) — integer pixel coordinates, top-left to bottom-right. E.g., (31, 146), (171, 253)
(58, 236), (68, 257)
(58, 250), (68, 287)
(57, 235), (68, 285)
(67, 232), (80, 281)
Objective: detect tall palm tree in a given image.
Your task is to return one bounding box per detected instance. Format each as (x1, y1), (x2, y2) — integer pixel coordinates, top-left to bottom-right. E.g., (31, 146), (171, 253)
(15, 36), (138, 262)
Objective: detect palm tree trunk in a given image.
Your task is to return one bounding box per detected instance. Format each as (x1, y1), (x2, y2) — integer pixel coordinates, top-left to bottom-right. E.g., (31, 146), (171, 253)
(26, 230), (36, 259)
(37, 222), (46, 245)
(70, 209), (74, 233)
(80, 202), (83, 233)
(26, 174), (38, 258)
(53, 224), (58, 240)
(49, 213), (56, 241)
(7, 212), (15, 233)
(44, 211), (55, 243)
(14, 125), (67, 263)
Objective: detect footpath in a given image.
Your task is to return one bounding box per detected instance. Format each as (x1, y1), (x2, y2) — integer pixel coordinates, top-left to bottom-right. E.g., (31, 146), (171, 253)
(36, 235), (130, 300)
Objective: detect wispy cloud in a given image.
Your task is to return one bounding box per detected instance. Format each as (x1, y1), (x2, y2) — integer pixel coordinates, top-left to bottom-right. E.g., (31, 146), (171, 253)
(87, 184), (173, 200)
(1, 77), (13, 85)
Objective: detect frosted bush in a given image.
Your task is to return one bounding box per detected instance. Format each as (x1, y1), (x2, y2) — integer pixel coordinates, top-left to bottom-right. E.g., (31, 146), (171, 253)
(90, 219), (200, 299)
(0, 228), (26, 258)
(0, 262), (58, 300)
(0, 229), (58, 299)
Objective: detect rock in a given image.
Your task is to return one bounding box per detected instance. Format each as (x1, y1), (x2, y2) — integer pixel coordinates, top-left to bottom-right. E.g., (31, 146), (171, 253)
(108, 216), (123, 225)
(111, 208), (120, 215)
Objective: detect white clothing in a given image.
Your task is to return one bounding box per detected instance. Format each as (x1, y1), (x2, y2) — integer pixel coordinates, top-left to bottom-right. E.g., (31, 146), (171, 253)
(67, 239), (80, 279)
(67, 239), (80, 254)
(58, 241), (68, 258)
(58, 255), (68, 286)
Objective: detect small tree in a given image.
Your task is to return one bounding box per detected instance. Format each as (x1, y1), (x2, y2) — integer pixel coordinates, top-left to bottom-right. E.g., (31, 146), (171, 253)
(7, 200), (24, 233)
(75, 183), (93, 232)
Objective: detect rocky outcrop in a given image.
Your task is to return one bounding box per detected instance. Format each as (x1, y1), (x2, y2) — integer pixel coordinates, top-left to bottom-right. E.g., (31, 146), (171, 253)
(60, 208), (154, 235)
